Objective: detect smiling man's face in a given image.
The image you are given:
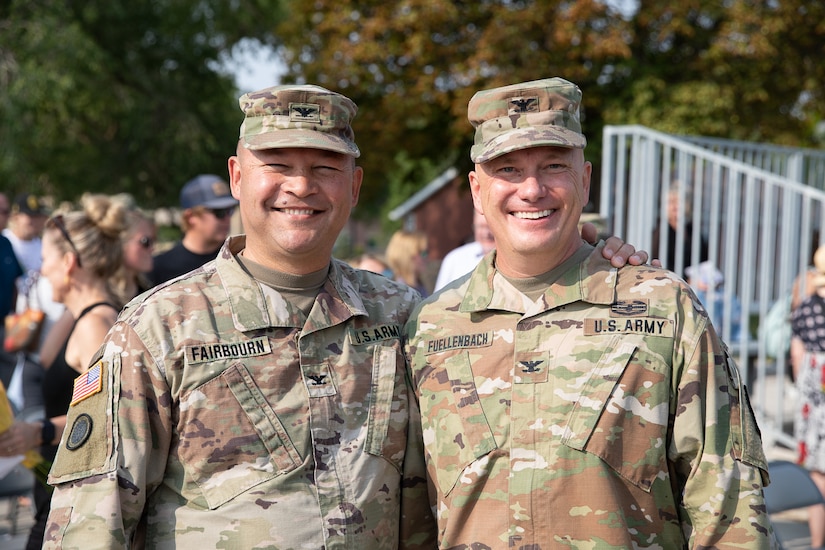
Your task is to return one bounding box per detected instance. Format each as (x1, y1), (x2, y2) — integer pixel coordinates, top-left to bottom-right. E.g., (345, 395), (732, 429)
(229, 146), (362, 274)
(469, 145), (591, 278)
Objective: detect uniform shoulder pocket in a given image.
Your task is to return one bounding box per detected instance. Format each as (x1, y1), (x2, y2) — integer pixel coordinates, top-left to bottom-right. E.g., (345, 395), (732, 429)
(724, 352), (769, 477)
(49, 357), (118, 483)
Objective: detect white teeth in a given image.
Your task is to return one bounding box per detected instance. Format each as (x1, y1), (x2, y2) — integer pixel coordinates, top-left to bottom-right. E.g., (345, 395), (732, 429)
(513, 209), (553, 219)
(282, 208), (315, 215)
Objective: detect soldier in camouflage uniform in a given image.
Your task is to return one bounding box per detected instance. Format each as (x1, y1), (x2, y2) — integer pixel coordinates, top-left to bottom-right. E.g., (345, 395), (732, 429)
(43, 84), (436, 549)
(405, 78), (778, 548)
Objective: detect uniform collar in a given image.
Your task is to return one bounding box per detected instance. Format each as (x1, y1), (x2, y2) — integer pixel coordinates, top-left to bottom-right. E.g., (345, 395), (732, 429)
(216, 235), (369, 333)
(459, 242), (618, 315)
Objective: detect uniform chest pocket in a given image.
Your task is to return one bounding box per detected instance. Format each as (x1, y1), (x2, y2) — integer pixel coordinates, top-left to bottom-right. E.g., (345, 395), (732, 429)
(178, 362), (303, 509)
(419, 351), (497, 496)
(560, 340), (669, 492)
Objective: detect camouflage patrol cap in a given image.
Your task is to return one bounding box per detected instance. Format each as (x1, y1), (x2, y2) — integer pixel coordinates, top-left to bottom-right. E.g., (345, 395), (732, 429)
(468, 77), (586, 163)
(238, 84), (360, 157)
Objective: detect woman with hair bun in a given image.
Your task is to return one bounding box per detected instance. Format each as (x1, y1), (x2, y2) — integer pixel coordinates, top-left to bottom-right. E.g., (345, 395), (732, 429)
(0, 193), (128, 549)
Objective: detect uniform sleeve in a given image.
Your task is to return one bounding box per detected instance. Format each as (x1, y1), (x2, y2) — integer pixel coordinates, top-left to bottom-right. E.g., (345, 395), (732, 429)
(670, 315), (778, 548)
(44, 322), (172, 549)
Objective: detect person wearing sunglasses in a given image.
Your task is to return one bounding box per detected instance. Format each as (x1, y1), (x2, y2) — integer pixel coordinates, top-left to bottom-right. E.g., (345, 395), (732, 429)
(114, 205), (157, 303)
(148, 174), (238, 285)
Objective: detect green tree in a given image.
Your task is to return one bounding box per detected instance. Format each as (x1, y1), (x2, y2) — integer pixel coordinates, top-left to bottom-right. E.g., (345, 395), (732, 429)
(603, 0), (825, 145)
(0, 0), (283, 206)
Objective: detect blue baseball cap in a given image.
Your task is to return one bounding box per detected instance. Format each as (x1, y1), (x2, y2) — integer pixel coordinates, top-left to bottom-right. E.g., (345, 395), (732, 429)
(179, 174), (238, 209)
(12, 193), (49, 216)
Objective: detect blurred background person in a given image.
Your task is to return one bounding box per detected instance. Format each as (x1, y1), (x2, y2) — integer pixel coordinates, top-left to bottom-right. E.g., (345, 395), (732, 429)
(0, 192), (10, 231)
(353, 252), (393, 278)
(758, 241), (821, 377)
(0, 221), (23, 389)
(790, 243), (825, 550)
(0, 193), (129, 550)
(149, 174), (238, 285)
(434, 211), (495, 291)
(3, 194), (48, 280)
(685, 260), (742, 342)
(1, 191), (23, 388)
(114, 205), (156, 304)
(651, 182), (709, 277)
(2, 194), (66, 346)
(2, 195), (65, 415)
(385, 229), (430, 296)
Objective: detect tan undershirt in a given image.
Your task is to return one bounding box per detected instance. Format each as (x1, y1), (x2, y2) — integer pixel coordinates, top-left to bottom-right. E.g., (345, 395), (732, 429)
(237, 254), (329, 317)
(501, 243), (593, 301)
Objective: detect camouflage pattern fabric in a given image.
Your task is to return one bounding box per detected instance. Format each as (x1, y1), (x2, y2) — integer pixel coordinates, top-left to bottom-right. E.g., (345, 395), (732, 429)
(467, 77), (586, 163)
(239, 84), (361, 157)
(405, 243), (777, 549)
(44, 235), (435, 549)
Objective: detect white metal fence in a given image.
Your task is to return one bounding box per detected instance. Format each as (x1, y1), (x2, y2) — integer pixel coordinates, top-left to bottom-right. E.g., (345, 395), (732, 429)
(599, 125), (825, 449)
(683, 134), (825, 191)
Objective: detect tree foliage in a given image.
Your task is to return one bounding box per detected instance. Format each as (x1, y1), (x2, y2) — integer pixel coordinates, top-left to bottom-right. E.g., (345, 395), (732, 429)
(275, 0), (631, 213)
(606, 0), (825, 145)
(275, 0), (824, 214)
(0, 0), (283, 205)
(1, 0), (822, 215)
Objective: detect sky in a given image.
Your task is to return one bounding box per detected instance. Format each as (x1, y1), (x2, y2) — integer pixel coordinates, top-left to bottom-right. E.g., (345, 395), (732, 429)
(223, 39), (285, 92)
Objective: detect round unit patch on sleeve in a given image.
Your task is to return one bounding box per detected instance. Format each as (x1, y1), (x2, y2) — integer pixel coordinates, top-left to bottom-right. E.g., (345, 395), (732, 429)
(66, 413), (94, 451)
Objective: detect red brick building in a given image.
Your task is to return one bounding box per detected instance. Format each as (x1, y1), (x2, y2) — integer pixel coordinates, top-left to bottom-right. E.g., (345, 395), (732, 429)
(387, 167), (475, 261)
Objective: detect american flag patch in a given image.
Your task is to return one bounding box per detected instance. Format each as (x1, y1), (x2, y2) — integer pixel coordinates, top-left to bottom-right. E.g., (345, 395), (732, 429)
(71, 363), (103, 406)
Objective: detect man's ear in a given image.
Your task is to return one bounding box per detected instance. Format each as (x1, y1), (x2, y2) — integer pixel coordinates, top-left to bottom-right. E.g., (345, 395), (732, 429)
(228, 154), (242, 199)
(351, 165), (364, 206)
(580, 159), (592, 205)
(468, 170), (484, 215)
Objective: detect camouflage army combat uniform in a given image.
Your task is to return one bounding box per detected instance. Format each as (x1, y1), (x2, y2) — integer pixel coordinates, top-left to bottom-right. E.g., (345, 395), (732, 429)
(406, 243), (776, 549)
(45, 236), (434, 549)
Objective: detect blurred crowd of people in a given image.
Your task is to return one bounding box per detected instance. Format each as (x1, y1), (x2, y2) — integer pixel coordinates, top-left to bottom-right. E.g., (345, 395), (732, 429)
(0, 173), (237, 549)
(351, 214), (493, 299)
